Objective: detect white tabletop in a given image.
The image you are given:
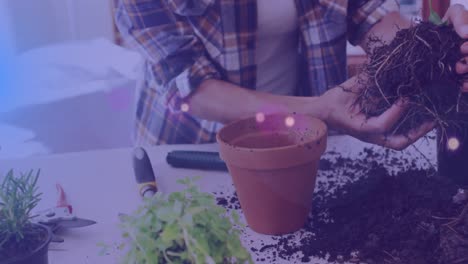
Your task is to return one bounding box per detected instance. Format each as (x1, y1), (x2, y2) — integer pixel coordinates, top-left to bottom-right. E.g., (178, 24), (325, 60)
(0, 135), (437, 264)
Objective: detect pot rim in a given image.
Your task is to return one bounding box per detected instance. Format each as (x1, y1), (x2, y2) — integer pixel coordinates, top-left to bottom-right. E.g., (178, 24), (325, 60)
(216, 113), (328, 152)
(0, 223), (52, 264)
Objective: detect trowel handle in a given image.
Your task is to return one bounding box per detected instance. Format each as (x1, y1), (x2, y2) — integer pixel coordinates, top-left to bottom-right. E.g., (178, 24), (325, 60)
(133, 147), (157, 198)
(166, 151), (228, 171)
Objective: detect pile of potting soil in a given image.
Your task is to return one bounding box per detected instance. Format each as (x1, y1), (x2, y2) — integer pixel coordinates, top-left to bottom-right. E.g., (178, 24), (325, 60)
(216, 148), (468, 264)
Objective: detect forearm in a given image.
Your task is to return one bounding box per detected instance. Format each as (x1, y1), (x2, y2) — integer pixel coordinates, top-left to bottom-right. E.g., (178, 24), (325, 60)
(186, 79), (330, 124)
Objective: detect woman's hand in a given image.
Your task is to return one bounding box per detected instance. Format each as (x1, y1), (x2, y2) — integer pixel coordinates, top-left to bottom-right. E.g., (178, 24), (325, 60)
(443, 4), (468, 92)
(320, 77), (434, 150)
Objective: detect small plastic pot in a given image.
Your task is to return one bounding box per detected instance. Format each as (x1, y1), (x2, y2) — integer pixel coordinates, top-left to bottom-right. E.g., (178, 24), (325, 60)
(0, 224), (52, 264)
(217, 113), (327, 235)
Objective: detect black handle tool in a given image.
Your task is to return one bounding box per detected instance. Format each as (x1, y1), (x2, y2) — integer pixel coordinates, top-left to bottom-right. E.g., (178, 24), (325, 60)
(133, 147), (158, 198)
(166, 151), (228, 171)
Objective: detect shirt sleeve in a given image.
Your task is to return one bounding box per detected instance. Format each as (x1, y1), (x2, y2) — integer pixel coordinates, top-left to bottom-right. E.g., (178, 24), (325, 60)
(347, 0), (400, 46)
(114, 0), (221, 102)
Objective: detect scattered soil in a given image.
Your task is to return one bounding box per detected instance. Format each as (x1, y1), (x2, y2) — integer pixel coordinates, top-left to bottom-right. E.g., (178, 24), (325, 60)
(355, 21), (468, 134)
(308, 167), (463, 264)
(440, 205), (468, 264)
(216, 148), (468, 264)
(0, 224), (49, 261)
(215, 192), (241, 210)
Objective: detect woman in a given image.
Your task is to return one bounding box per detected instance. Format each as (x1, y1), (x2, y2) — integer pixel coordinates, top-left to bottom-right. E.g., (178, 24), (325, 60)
(114, 0), (468, 149)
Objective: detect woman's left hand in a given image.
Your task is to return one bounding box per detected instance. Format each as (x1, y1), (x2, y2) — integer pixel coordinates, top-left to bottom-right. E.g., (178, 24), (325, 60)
(443, 4), (468, 92)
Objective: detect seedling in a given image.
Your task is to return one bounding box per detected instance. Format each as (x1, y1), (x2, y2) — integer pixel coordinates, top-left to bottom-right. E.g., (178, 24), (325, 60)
(428, 0), (444, 25)
(117, 177), (252, 264)
(0, 169), (50, 263)
(0, 170), (41, 247)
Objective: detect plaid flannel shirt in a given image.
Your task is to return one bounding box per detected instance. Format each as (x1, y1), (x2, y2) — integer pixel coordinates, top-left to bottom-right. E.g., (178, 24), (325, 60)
(114, 0), (398, 145)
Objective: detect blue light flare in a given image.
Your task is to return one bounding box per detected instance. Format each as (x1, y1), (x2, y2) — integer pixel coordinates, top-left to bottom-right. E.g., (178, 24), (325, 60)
(0, 36), (17, 113)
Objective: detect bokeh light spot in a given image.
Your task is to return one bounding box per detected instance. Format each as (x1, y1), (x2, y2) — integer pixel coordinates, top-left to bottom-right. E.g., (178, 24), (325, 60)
(447, 137), (460, 151)
(285, 116), (295, 127)
(181, 103), (190, 112)
(256, 112), (265, 123)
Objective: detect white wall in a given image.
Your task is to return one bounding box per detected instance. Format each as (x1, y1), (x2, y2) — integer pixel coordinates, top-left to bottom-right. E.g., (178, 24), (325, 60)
(2, 0), (114, 54)
(65, 0), (114, 42)
(0, 0), (134, 157)
(0, 1), (16, 57)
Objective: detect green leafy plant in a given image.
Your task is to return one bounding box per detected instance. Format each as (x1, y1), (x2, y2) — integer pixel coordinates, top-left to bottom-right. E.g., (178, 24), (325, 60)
(118, 177), (252, 264)
(0, 169), (42, 247)
(428, 0), (444, 25)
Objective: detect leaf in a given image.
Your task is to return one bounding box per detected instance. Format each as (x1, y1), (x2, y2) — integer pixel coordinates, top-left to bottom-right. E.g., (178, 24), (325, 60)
(160, 223), (180, 244)
(190, 229), (212, 258)
(112, 177), (253, 264)
(134, 232), (159, 262)
(428, 0), (443, 25)
(176, 178), (190, 185)
(157, 207), (178, 223)
(180, 212), (193, 226)
(172, 200), (184, 216)
(0, 169), (42, 246)
(168, 192), (185, 202)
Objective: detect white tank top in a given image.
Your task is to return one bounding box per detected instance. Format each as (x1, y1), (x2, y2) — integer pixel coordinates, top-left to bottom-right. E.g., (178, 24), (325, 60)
(256, 0), (299, 95)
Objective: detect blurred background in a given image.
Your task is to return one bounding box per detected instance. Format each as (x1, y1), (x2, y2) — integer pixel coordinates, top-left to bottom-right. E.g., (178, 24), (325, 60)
(0, 0), (139, 159)
(0, 0), (466, 159)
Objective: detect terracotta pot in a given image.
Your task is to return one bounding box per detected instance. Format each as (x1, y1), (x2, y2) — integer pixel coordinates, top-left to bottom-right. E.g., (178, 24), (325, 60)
(217, 113), (327, 235)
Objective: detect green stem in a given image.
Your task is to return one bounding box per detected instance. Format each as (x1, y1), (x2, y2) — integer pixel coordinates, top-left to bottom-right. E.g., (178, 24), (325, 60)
(166, 251), (183, 257)
(162, 250), (174, 264)
(127, 228), (155, 264)
(184, 228), (216, 264)
(182, 227), (198, 263)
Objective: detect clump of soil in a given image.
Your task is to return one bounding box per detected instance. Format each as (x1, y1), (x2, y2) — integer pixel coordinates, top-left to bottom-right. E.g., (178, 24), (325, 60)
(356, 21), (468, 134)
(215, 192), (241, 210)
(216, 148), (468, 263)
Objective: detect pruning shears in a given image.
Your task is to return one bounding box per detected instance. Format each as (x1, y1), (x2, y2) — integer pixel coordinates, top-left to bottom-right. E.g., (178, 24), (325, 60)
(32, 184), (96, 242)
